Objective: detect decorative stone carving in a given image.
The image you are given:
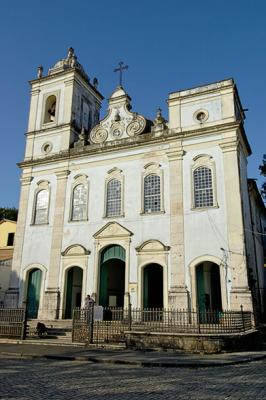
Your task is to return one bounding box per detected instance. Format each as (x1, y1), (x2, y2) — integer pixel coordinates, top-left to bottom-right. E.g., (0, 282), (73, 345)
(89, 86), (148, 144)
(126, 114), (146, 137)
(90, 126), (108, 144)
(61, 244), (90, 256)
(136, 240), (170, 253)
(110, 121), (124, 139)
(93, 221), (133, 239)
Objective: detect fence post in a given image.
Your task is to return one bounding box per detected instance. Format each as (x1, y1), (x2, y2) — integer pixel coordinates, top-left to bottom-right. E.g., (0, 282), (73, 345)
(197, 308), (201, 334)
(240, 304), (245, 332)
(128, 301), (132, 331)
(21, 301), (28, 340)
(89, 303), (94, 344)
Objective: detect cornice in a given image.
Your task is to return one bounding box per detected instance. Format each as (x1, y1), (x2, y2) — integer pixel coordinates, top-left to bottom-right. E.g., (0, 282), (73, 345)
(20, 175), (33, 186)
(166, 146), (185, 161)
(25, 123), (72, 136)
(55, 170), (70, 179)
(29, 68), (104, 100)
(219, 138), (239, 153)
(19, 121), (244, 169)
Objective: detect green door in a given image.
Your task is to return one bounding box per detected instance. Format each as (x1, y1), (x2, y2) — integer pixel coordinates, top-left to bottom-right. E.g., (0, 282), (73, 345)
(196, 264), (205, 313)
(143, 267), (149, 309)
(27, 269), (42, 318)
(143, 264), (163, 309)
(99, 245), (125, 307)
(99, 261), (108, 307)
(65, 268), (74, 318)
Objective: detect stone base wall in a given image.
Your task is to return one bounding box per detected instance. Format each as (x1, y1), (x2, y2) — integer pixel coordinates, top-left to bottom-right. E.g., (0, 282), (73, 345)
(125, 330), (261, 354)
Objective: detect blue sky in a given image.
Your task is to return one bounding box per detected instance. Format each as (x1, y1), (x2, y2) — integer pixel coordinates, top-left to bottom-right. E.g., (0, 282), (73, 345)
(0, 0), (265, 207)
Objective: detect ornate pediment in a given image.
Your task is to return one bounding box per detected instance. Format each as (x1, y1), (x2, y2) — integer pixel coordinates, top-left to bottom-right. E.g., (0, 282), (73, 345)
(93, 222), (133, 239)
(136, 240), (170, 253)
(61, 244), (90, 256)
(90, 86), (148, 144)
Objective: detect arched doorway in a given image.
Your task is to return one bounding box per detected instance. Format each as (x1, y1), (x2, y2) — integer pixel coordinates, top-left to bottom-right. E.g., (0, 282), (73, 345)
(64, 266), (83, 318)
(143, 263), (163, 309)
(99, 245), (125, 307)
(27, 268), (42, 318)
(196, 262), (222, 312)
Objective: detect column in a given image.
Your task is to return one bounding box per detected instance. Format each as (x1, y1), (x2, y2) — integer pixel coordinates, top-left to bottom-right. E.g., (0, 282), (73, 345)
(167, 145), (188, 308)
(220, 138), (252, 311)
(5, 172), (32, 307)
(42, 169), (69, 319)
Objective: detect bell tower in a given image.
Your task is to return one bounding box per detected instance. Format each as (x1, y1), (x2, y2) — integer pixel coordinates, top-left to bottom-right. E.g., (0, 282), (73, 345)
(24, 47), (104, 161)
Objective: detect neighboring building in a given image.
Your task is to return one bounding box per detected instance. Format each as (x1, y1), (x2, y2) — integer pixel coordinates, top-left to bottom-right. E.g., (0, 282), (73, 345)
(0, 219), (16, 306)
(6, 48), (266, 320)
(246, 179), (266, 321)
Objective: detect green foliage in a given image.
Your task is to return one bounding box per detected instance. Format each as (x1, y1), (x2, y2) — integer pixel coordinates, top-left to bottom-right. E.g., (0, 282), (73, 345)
(259, 154), (266, 200)
(0, 207), (18, 221)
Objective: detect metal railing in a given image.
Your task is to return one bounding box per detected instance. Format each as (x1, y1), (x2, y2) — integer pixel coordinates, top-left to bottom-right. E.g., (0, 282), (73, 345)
(0, 307), (27, 339)
(71, 306), (254, 344)
(130, 307), (253, 334)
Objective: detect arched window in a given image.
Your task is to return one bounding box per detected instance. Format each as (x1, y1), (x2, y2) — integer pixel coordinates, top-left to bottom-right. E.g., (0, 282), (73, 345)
(144, 174), (161, 213)
(71, 184), (88, 221)
(44, 95), (57, 124)
(193, 166), (213, 208)
(34, 189), (49, 224)
(106, 179), (121, 217)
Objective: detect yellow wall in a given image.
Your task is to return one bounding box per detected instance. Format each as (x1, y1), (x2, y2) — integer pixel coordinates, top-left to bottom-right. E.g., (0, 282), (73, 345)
(0, 220), (17, 247)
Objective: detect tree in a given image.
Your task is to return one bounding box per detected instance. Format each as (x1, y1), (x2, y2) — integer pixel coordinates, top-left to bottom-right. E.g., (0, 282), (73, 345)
(259, 154), (266, 201)
(0, 207), (18, 221)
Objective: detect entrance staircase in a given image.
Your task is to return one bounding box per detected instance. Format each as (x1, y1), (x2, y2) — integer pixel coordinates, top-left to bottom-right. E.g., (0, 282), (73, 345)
(26, 319), (75, 346)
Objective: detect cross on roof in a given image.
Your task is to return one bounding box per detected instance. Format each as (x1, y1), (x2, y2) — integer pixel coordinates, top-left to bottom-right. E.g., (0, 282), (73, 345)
(114, 61), (128, 86)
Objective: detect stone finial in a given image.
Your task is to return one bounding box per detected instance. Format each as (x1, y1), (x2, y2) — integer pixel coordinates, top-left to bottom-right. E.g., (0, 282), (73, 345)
(67, 47), (74, 59)
(152, 107), (167, 136)
(74, 126), (87, 148)
(37, 66), (43, 79)
(93, 77), (98, 89)
(79, 126), (85, 141)
(154, 108), (165, 125)
(70, 56), (77, 68)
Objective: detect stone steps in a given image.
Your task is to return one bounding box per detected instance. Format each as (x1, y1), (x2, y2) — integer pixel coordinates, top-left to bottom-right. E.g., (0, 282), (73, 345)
(26, 319), (73, 342)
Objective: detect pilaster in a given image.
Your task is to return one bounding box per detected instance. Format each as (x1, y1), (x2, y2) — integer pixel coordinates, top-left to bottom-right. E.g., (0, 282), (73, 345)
(46, 169), (69, 318)
(166, 145), (188, 308)
(5, 172), (32, 308)
(219, 138), (252, 311)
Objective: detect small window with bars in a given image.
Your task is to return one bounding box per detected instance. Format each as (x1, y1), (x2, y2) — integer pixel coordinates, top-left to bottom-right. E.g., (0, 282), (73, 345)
(34, 189), (49, 224)
(193, 166), (214, 208)
(71, 184), (88, 221)
(144, 174), (161, 213)
(106, 179), (122, 217)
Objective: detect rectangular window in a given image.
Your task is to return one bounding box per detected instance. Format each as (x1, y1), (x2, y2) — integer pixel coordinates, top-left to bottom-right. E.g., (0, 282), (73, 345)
(7, 232), (14, 246)
(194, 167), (214, 208)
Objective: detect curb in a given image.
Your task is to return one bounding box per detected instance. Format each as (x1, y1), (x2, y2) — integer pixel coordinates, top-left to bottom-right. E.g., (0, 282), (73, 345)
(1, 351), (266, 368)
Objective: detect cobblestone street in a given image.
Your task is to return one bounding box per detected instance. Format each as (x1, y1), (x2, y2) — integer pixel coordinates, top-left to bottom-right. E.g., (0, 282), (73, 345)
(0, 356), (265, 399)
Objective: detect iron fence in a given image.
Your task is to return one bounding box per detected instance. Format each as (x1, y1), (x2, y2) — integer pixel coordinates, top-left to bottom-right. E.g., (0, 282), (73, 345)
(72, 306), (254, 344)
(130, 308), (253, 334)
(0, 308), (27, 338)
(72, 307), (94, 343)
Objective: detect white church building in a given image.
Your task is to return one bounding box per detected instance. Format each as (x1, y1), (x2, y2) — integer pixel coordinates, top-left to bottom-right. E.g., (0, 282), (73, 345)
(6, 48), (266, 320)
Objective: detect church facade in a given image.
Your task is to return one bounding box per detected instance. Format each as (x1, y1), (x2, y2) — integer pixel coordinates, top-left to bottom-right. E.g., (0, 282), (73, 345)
(7, 48), (266, 320)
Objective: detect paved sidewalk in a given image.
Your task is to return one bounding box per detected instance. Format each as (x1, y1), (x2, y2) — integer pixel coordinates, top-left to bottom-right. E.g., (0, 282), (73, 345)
(0, 342), (266, 367)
